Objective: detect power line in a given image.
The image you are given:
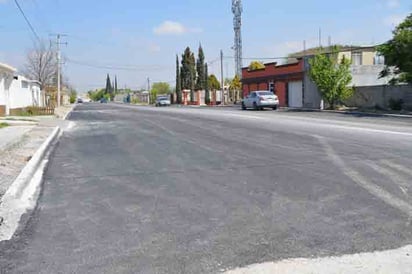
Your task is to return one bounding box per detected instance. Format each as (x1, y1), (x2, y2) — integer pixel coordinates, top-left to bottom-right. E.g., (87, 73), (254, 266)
(13, 0), (41, 43)
(66, 58), (174, 72)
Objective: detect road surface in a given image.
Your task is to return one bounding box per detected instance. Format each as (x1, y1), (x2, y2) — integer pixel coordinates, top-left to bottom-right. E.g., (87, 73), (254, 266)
(1, 103), (411, 273)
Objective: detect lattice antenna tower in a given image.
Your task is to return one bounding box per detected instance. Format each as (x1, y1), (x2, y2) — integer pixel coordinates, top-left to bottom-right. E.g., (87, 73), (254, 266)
(232, 0), (243, 78)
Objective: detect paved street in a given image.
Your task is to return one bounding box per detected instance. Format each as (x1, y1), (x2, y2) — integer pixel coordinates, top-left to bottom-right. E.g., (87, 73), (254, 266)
(1, 103), (412, 273)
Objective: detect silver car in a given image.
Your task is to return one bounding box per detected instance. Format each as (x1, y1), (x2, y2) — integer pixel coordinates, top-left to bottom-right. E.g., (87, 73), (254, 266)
(155, 96), (171, 107)
(242, 91), (279, 110)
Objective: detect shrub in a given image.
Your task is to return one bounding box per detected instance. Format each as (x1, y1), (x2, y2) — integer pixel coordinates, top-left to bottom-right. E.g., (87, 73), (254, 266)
(388, 98), (404, 110)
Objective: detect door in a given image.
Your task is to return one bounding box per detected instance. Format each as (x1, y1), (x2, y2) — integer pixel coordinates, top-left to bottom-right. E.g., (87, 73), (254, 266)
(288, 81), (303, 108)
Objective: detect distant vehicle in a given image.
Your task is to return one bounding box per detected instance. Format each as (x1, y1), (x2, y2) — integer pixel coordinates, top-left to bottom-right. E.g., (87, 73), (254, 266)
(155, 96), (171, 107)
(77, 98), (83, 103)
(242, 91), (279, 110)
(100, 98), (108, 103)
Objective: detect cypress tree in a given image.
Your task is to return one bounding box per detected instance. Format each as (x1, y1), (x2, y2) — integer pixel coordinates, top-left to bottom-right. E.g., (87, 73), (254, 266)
(196, 44), (205, 90)
(105, 74), (112, 96)
(176, 55), (182, 104)
(205, 63), (210, 105)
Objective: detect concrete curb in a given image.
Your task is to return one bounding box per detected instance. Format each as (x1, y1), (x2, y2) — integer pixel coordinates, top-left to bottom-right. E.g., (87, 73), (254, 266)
(62, 105), (75, 120)
(281, 108), (412, 119)
(0, 126), (61, 241)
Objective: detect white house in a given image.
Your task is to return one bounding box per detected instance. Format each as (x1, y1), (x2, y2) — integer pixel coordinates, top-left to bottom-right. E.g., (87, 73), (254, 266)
(0, 62), (17, 116)
(0, 62), (45, 116)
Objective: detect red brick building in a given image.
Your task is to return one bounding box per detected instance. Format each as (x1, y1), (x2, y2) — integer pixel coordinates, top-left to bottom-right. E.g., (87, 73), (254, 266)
(242, 59), (306, 108)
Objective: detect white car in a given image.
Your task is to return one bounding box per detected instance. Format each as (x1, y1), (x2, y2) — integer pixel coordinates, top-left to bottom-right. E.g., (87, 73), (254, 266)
(155, 96), (171, 107)
(242, 91), (279, 110)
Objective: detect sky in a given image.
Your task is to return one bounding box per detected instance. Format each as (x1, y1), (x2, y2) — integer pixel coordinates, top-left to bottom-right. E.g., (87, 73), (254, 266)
(0, 0), (411, 92)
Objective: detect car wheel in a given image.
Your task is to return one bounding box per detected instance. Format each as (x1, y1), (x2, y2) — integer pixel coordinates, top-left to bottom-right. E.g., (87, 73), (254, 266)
(272, 106), (278, 111)
(241, 103), (246, 110)
(253, 102), (258, 110)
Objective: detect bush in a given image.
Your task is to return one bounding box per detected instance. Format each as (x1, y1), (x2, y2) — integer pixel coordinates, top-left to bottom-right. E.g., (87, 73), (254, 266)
(388, 98), (404, 110)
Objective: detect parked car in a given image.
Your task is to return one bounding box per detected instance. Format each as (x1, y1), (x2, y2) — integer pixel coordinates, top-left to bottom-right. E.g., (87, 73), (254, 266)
(77, 98), (83, 103)
(100, 98), (108, 103)
(155, 96), (171, 107)
(242, 91), (279, 110)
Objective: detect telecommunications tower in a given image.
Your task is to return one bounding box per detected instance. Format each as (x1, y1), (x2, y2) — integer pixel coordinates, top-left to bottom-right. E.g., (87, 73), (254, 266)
(232, 0), (243, 77)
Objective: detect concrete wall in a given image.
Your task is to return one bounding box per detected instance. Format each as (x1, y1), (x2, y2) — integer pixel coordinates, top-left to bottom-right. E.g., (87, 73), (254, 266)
(9, 78), (34, 109)
(350, 65), (390, 87)
(344, 85), (412, 109)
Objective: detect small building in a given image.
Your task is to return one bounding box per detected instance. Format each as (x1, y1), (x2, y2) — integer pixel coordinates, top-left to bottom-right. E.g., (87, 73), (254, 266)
(0, 62), (46, 116)
(242, 59), (315, 108)
(9, 75), (45, 115)
(0, 63), (17, 116)
(241, 45), (397, 109)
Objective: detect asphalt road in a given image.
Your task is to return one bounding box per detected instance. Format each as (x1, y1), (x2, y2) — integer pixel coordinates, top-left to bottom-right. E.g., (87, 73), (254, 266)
(1, 103), (412, 274)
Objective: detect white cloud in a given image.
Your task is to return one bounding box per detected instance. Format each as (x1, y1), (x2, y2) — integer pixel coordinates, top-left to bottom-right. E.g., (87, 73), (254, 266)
(153, 21), (202, 35)
(386, 0), (400, 8)
(384, 14), (407, 26)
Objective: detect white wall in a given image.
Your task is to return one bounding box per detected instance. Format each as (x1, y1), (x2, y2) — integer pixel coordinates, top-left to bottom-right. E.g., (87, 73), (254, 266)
(9, 78), (33, 109)
(8, 76), (44, 109)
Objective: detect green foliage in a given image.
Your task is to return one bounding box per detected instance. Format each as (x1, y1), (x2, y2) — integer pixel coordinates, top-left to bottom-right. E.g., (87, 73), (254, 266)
(88, 89), (105, 101)
(196, 45), (206, 90)
(181, 47), (196, 102)
(150, 90), (157, 104)
(388, 98), (404, 110)
(69, 89), (77, 104)
(176, 55), (182, 104)
(151, 82), (171, 95)
(378, 13), (412, 84)
(248, 61), (265, 71)
(0, 122), (9, 129)
(205, 63), (210, 105)
(150, 82), (170, 104)
(105, 74), (112, 95)
(309, 47), (354, 109)
(208, 74), (220, 91)
(229, 75), (242, 91)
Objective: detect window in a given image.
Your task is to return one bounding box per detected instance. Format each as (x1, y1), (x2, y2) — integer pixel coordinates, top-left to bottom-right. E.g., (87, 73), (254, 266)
(374, 54), (385, 65)
(352, 52), (362, 66)
(21, 81), (29, 89)
(269, 81), (275, 94)
(251, 92), (257, 98)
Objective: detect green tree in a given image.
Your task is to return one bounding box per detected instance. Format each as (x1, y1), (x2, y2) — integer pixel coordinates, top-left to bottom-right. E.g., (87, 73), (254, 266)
(378, 13), (412, 84)
(205, 63), (210, 105)
(105, 74), (112, 98)
(309, 47), (354, 109)
(248, 61), (265, 71)
(151, 82), (171, 95)
(196, 45), (205, 90)
(114, 75), (118, 94)
(69, 89), (77, 104)
(229, 74), (242, 102)
(176, 55), (182, 104)
(208, 74), (221, 91)
(181, 47), (196, 103)
(88, 88), (105, 101)
(150, 82), (170, 104)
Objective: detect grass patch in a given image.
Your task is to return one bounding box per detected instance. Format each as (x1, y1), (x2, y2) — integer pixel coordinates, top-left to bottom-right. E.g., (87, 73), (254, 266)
(0, 122), (9, 129)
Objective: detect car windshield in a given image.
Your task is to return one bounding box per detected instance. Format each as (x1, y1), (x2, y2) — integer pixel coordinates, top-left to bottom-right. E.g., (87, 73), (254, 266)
(257, 92), (274, 96)
(158, 97), (168, 101)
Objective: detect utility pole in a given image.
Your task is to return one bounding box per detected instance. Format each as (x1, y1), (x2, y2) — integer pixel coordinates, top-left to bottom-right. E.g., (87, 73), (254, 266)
(147, 77), (151, 104)
(220, 50), (224, 105)
(51, 34), (67, 107)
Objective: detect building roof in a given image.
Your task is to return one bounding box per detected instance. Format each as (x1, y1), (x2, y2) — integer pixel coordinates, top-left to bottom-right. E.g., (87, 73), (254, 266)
(0, 62), (17, 73)
(289, 45), (378, 58)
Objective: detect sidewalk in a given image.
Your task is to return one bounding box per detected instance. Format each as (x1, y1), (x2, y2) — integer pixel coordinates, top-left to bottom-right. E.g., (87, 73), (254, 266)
(0, 106), (73, 200)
